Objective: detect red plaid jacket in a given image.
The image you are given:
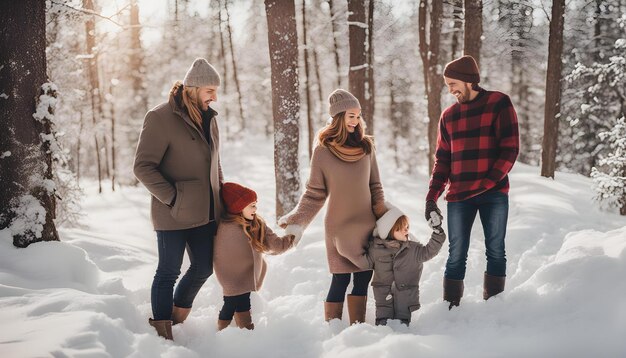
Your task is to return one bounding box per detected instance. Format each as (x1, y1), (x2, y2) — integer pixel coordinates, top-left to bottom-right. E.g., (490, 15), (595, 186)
(427, 89), (520, 203)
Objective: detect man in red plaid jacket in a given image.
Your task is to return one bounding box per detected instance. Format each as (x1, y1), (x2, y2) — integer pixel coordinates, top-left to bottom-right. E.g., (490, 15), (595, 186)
(425, 55), (520, 310)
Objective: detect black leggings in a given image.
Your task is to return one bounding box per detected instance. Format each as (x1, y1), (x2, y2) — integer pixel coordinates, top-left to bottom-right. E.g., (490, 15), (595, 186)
(218, 292), (251, 320)
(326, 270), (373, 302)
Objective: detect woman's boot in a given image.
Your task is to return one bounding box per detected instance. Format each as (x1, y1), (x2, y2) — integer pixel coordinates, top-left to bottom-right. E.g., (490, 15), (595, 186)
(234, 311), (255, 330)
(324, 301), (344, 322)
(346, 294), (367, 325)
(483, 272), (505, 300)
(148, 318), (173, 340)
(172, 305), (191, 325)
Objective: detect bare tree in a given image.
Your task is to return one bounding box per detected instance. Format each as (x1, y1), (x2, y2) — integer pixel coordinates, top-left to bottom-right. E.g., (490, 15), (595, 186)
(0, 0), (60, 247)
(463, 0), (482, 66)
(451, 0), (463, 60)
(541, 0), (566, 178)
(224, 0), (246, 131)
(301, 0), (315, 159)
(419, 0), (444, 171)
(348, 0), (374, 134)
(265, 0), (302, 218)
(328, 0), (342, 88)
(217, 0), (231, 139)
(83, 0), (104, 193)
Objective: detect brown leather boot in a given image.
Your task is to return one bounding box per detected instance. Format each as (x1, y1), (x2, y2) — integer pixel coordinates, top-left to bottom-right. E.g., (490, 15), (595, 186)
(172, 305), (191, 325)
(346, 294), (367, 325)
(148, 318), (173, 340)
(324, 301), (343, 322)
(217, 319), (232, 331)
(443, 277), (464, 310)
(483, 272), (505, 300)
(234, 311), (254, 330)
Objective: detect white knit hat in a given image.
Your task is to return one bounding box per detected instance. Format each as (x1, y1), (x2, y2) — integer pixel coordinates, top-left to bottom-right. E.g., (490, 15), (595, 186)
(183, 58), (221, 87)
(373, 202), (405, 239)
(328, 89), (361, 117)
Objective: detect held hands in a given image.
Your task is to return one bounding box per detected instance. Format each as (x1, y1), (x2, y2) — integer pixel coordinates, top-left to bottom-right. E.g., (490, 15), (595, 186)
(425, 200), (442, 222)
(428, 212), (444, 235)
(425, 200), (444, 234)
(284, 224), (304, 247)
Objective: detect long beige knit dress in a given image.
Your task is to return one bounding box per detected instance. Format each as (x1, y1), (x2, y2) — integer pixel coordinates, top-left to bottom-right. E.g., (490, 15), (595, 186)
(281, 145), (386, 273)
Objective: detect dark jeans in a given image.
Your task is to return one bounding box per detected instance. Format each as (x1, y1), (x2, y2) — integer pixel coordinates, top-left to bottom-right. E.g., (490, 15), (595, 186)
(326, 270), (373, 302)
(151, 223), (215, 320)
(445, 190), (509, 280)
(218, 292), (252, 320)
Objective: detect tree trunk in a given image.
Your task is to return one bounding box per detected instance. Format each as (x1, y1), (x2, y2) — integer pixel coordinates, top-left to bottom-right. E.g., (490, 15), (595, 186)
(312, 46), (325, 119)
(0, 0), (60, 247)
(83, 0), (103, 193)
(217, 0), (231, 139)
(328, 0), (342, 89)
(224, 0), (246, 131)
(302, 0), (314, 159)
(265, 0), (302, 218)
(129, 0), (147, 116)
(419, 0), (444, 171)
(348, 0), (373, 134)
(463, 0), (482, 67)
(541, 0), (566, 178)
(451, 0), (463, 61)
(366, 0), (375, 134)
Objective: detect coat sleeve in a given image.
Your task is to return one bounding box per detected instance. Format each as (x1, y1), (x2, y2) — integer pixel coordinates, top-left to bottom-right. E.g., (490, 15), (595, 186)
(279, 146), (328, 229)
(263, 224), (295, 255)
(133, 110), (176, 205)
(413, 232), (446, 262)
(369, 149), (387, 219)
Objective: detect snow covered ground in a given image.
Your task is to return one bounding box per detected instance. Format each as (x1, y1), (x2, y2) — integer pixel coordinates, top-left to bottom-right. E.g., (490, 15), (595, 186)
(1, 137), (625, 357)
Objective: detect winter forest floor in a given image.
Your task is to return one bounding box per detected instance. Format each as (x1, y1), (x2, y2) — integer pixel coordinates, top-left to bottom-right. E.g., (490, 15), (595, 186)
(1, 137), (625, 357)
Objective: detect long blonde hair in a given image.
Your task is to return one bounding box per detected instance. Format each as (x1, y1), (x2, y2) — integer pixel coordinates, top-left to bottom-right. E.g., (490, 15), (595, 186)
(222, 212), (269, 253)
(169, 81), (203, 128)
(317, 112), (374, 153)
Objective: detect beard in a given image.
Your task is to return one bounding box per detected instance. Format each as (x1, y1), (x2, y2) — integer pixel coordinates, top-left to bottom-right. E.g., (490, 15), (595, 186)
(454, 84), (472, 103)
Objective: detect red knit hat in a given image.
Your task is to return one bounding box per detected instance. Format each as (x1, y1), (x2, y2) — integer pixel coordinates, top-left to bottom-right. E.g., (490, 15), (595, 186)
(221, 182), (257, 214)
(443, 55), (480, 83)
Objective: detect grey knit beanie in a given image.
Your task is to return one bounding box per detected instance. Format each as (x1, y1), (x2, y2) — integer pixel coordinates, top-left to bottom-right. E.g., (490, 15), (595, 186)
(328, 89), (361, 117)
(183, 58), (221, 87)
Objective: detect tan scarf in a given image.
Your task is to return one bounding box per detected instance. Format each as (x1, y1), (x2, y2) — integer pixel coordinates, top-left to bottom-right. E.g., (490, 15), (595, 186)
(328, 142), (366, 162)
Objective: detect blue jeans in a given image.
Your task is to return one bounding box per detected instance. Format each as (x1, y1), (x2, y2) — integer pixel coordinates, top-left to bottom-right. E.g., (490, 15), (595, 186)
(151, 223), (215, 320)
(445, 191), (509, 280)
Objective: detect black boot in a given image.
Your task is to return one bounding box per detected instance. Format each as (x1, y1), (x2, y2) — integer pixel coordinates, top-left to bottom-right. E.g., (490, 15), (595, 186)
(483, 272), (505, 300)
(443, 277), (464, 310)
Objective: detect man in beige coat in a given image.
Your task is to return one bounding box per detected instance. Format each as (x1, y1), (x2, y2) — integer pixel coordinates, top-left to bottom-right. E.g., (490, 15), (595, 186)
(133, 58), (224, 340)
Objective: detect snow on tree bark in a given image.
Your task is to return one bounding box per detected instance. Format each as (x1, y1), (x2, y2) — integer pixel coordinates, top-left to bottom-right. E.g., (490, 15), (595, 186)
(0, 0), (60, 247)
(265, 0), (302, 218)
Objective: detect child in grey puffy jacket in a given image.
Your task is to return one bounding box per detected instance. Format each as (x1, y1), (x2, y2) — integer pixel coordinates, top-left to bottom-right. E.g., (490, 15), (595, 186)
(367, 203), (446, 326)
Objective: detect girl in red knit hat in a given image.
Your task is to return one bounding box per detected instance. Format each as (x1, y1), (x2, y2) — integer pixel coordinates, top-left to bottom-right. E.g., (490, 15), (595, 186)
(212, 182), (295, 331)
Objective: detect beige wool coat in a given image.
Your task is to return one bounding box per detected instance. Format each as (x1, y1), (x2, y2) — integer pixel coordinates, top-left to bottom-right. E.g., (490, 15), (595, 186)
(280, 145), (386, 273)
(213, 221), (295, 296)
(133, 95), (223, 230)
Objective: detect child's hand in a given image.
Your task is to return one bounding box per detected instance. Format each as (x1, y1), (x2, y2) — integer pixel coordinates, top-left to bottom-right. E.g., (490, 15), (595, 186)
(428, 211), (444, 234)
(277, 216), (288, 229)
(284, 224), (304, 247)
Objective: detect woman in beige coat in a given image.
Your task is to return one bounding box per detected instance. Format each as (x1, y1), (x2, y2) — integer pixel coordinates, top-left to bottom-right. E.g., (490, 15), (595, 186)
(279, 89), (386, 325)
(213, 182), (295, 331)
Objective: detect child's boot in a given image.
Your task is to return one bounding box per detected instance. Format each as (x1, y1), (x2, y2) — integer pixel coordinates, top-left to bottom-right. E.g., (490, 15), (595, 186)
(324, 301), (343, 322)
(347, 294), (367, 324)
(234, 311), (255, 330)
(483, 272), (505, 300)
(443, 277), (464, 310)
